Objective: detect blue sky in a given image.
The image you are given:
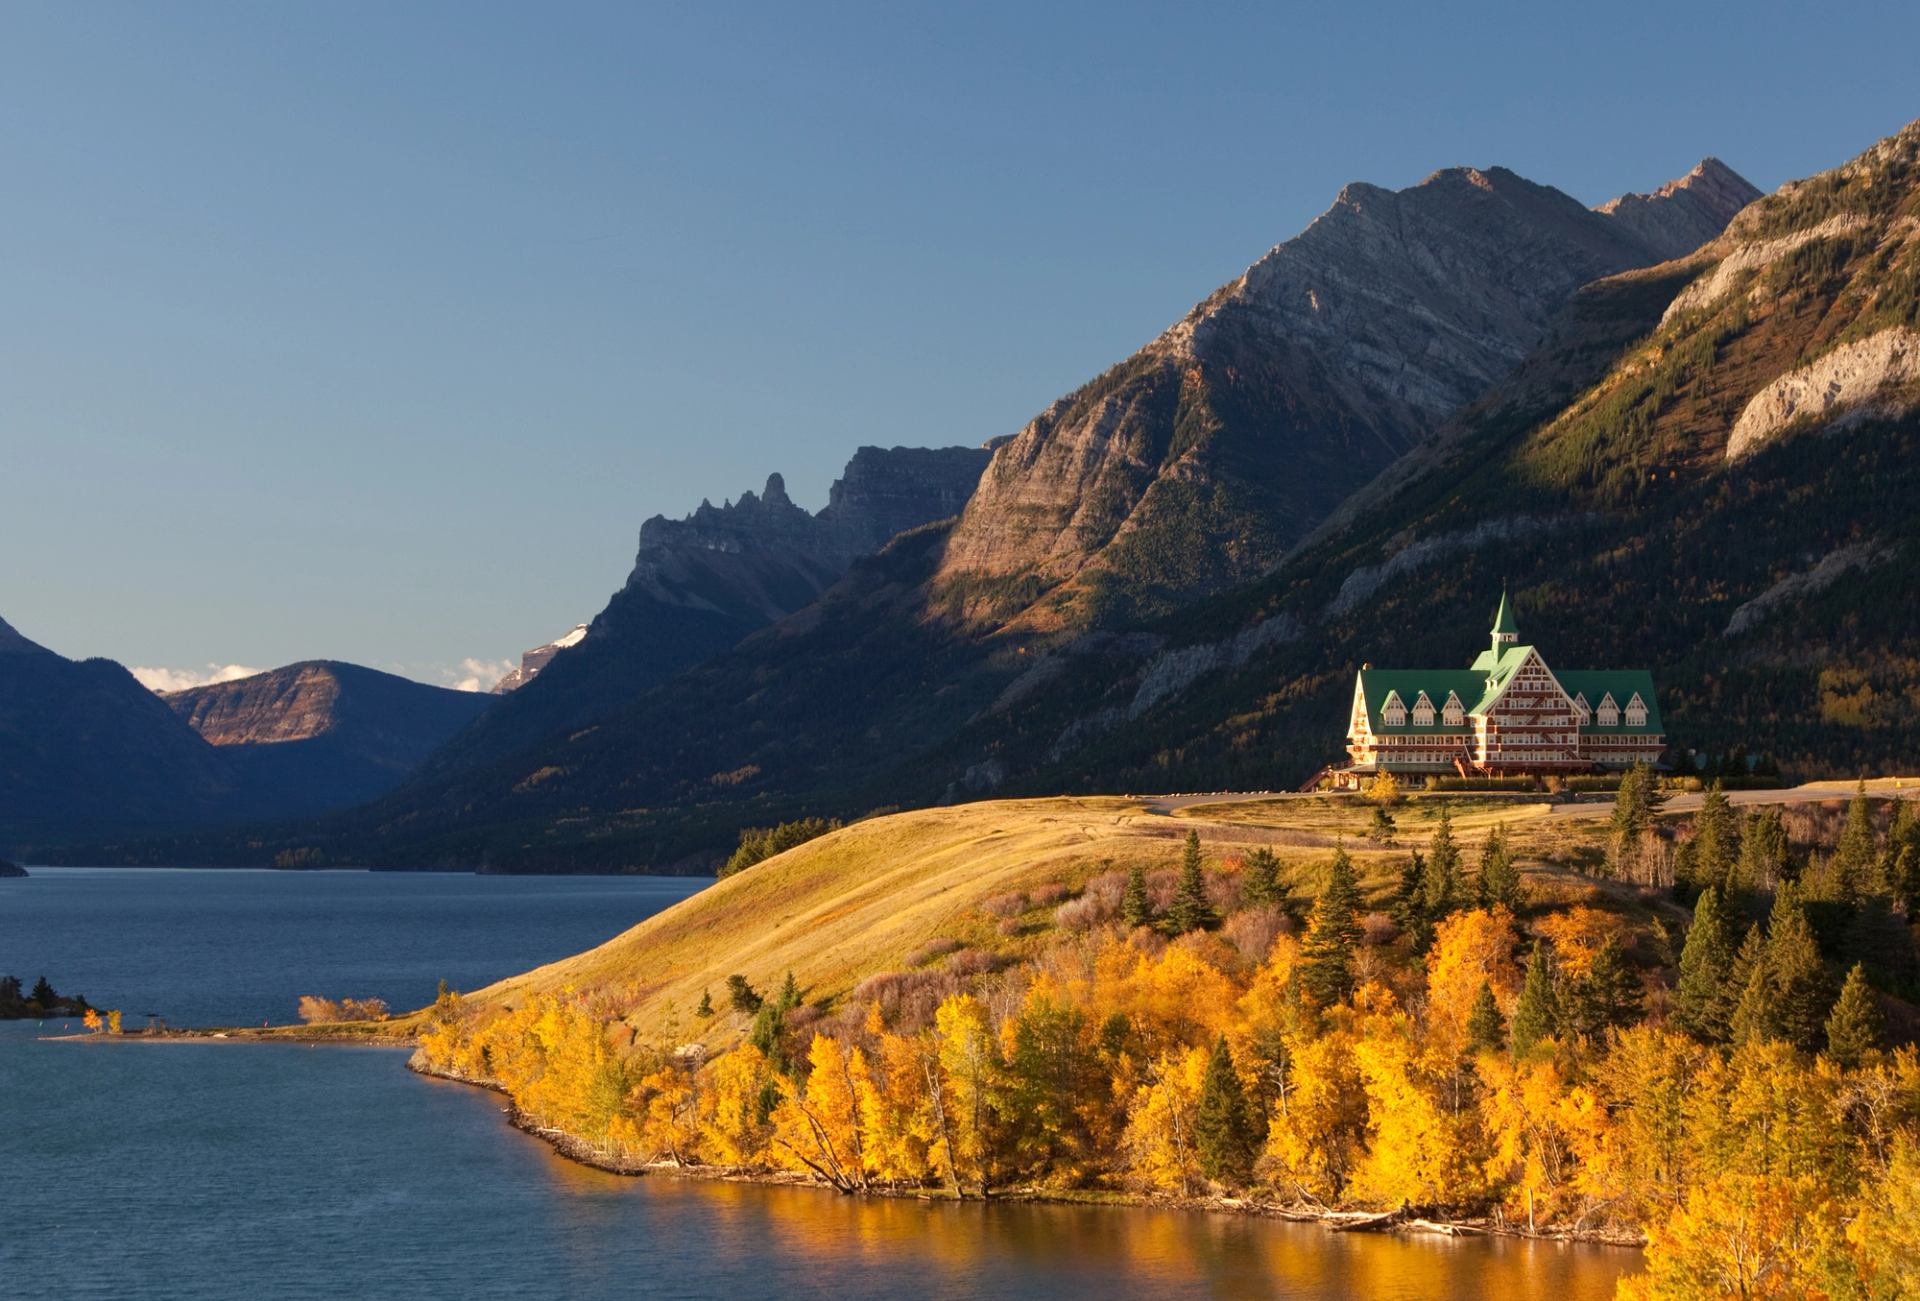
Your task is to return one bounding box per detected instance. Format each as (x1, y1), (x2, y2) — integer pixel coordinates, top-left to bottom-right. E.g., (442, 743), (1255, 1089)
(3, 2), (1916, 689)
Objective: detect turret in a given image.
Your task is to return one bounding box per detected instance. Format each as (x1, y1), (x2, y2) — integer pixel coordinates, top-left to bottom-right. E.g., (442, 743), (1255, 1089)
(1490, 588), (1519, 657)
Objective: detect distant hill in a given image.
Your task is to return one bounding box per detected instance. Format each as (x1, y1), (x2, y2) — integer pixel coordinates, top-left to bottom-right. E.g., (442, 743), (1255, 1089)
(163, 661), (493, 816)
(0, 616), (243, 845)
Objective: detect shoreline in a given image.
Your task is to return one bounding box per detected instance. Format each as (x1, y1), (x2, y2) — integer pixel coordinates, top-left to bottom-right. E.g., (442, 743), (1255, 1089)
(406, 1053), (1645, 1251)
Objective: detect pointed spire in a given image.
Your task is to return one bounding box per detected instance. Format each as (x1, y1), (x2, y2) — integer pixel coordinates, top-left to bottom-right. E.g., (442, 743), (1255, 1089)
(1490, 587), (1519, 654)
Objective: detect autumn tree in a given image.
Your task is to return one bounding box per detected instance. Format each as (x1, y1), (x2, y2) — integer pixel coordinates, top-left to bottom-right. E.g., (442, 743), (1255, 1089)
(933, 993), (998, 1196)
(1194, 1036), (1256, 1186)
(772, 1032), (871, 1191)
(1425, 906), (1520, 1059)
(1509, 941), (1559, 1059)
(1366, 769), (1402, 805)
(1671, 886), (1736, 1043)
(999, 991), (1106, 1183)
(1299, 847), (1363, 1009)
(1167, 832), (1216, 934)
(1822, 964), (1884, 1068)
(1241, 848), (1284, 908)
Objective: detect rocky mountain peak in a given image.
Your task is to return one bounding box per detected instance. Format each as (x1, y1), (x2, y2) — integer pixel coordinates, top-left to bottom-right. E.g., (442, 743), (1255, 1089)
(1595, 157), (1763, 262)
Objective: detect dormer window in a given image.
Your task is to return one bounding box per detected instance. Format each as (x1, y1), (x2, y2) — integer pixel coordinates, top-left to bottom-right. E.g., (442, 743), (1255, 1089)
(1442, 691), (1464, 727)
(1411, 691), (1435, 727)
(1597, 693), (1619, 728)
(1625, 692), (1648, 728)
(1572, 692), (1591, 725)
(1382, 691), (1407, 728)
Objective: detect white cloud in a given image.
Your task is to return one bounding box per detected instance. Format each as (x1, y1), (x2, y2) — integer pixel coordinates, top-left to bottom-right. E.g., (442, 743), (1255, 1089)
(446, 656), (516, 693)
(131, 663), (264, 693)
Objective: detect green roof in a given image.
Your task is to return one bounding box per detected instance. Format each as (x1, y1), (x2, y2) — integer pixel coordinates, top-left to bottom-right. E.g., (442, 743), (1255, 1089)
(1491, 589), (1519, 637)
(1356, 653), (1663, 736)
(1354, 669), (1485, 735)
(1557, 670), (1664, 734)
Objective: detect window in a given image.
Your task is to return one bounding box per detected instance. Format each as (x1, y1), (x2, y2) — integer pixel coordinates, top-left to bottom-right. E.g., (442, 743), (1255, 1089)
(1625, 692), (1648, 728)
(1382, 691), (1406, 728)
(1597, 693), (1619, 728)
(1442, 691), (1464, 727)
(1412, 691), (1435, 727)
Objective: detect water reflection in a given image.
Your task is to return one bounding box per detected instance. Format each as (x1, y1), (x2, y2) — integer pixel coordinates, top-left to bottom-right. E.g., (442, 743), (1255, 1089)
(524, 1133), (1637, 1301)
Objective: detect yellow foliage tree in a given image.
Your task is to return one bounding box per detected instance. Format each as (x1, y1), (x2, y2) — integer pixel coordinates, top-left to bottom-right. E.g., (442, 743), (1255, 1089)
(1620, 1173), (1854, 1300)
(1120, 1045), (1209, 1195)
(1261, 1024), (1368, 1201)
(702, 1043), (776, 1166)
(772, 1033), (871, 1191)
(933, 993), (997, 1196)
(1424, 906), (1520, 1058)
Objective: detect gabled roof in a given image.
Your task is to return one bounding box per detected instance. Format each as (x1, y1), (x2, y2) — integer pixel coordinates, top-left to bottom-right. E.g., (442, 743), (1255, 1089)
(1355, 668), (1484, 734)
(1557, 669), (1664, 734)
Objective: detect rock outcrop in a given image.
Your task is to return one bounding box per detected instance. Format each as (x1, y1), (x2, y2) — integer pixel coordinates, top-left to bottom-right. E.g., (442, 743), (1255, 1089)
(935, 157), (1759, 628)
(1726, 327), (1920, 459)
(493, 625), (588, 694)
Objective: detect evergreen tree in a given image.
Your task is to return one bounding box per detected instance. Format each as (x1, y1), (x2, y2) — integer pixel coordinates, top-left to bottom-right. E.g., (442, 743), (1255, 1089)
(1671, 886), (1737, 1042)
(1729, 950), (1779, 1047)
(1509, 941), (1559, 1059)
(726, 973), (763, 1015)
(1241, 848), (1284, 909)
(1608, 762), (1665, 876)
(1568, 936), (1643, 1038)
(695, 988), (714, 1019)
(1892, 843), (1920, 921)
(1194, 1035), (1256, 1185)
(1824, 964), (1885, 1068)
(1422, 805), (1463, 920)
(1299, 847), (1364, 1009)
(1735, 808), (1790, 894)
(1689, 782), (1739, 895)
(1465, 981), (1505, 1055)
(1122, 862), (1154, 929)
(1766, 884), (1831, 1052)
(29, 976), (55, 1007)
(1388, 850), (1429, 947)
(1366, 806), (1397, 845)
(1830, 779), (1879, 903)
(1477, 823), (1523, 910)
(1168, 832), (1217, 934)
(776, 970), (801, 1013)
(1843, 892), (1917, 995)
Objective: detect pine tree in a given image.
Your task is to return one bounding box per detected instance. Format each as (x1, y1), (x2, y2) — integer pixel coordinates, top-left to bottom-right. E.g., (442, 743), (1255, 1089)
(1194, 1035), (1256, 1186)
(1477, 823), (1523, 910)
(1766, 884), (1831, 1052)
(1689, 782), (1739, 895)
(1568, 936), (1642, 1038)
(1729, 951), (1779, 1046)
(1388, 850), (1429, 947)
(695, 989), (714, 1019)
(726, 973), (763, 1015)
(1830, 779), (1879, 904)
(1892, 843), (1920, 921)
(29, 976), (55, 1007)
(1299, 847), (1364, 1009)
(1735, 808), (1790, 894)
(1241, 848), (1284, 909)
(1823, 964), (1885, 1068)
(1367, 806), (1398, 845)
(775, 970), (802, 1013)
(1168, 832), (1216, 934)
(1122, 861), (1154, 929)
(1509, 941), (1559, 1059)
(1845, 890), (1919, 993)
(1671, 886), (1736, 1042)
(1465, 981), (1505, 1055)
(1422, 805), (1463, 920)
(1608, 762), (1665, 876)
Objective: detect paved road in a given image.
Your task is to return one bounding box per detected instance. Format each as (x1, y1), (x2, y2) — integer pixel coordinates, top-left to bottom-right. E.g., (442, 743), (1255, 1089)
(1144, 778), (1920, 819)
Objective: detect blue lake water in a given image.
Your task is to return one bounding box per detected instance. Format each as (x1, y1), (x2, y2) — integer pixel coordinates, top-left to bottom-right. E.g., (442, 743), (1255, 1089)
(0, 868), (1641, 1299)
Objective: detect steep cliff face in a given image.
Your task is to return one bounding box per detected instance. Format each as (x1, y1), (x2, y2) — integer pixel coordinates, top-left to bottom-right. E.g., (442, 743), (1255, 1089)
(401, 445), (993, 787)
(935, 159), (1759, 628)
(162, 661), (492, 814)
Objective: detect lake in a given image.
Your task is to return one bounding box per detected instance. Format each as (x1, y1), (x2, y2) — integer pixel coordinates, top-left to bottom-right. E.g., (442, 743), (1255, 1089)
(0, 868), (1640, 1299)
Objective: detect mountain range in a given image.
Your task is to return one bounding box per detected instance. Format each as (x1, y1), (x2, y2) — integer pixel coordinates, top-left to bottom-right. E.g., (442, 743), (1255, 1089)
(18, 121), (1920, 873)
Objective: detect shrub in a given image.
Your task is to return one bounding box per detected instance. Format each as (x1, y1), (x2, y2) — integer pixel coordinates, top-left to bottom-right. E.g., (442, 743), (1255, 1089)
(1054, 893), (1116, 931)
(1029, 882), (1073, 907)
(1222, 905), (1290, 964)
(982, 891), (1030, 918)
(906, 938), (963, 968)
